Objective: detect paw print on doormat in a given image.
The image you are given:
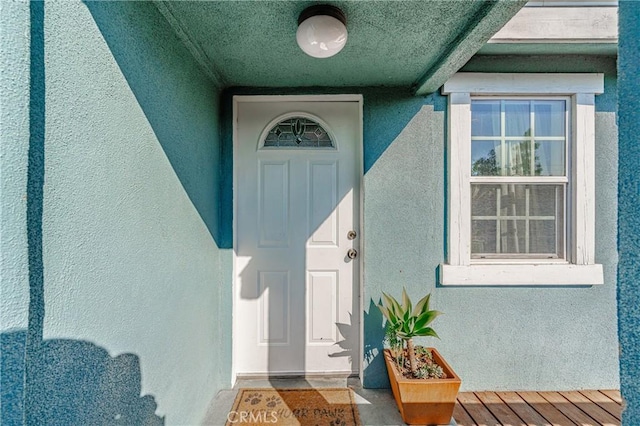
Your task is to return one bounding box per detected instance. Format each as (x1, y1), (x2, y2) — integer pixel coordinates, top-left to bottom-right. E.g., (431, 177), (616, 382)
(329, 418), (346, 426)
(244, 392), (262, 405)
(265, 396), (281, 408)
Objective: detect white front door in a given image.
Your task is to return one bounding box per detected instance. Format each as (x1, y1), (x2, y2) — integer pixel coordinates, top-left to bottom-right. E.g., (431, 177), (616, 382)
(234, 96), (361, 377)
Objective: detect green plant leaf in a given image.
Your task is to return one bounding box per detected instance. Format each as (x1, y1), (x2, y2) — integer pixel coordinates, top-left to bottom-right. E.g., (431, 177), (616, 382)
(403, 307), (410, 324)
(412, 293), (432, 317)
(414, 310), (442, 331)
(388, 312), (400, 328)
(380, 289), (443, 346)
(414, 327), (440, 339)
(382, 292), (403, 319)
(381, 292), (393, 310)
(377, 304), (391, 322)
(401, 287), (412, 314)
(406, 317), (415, 336)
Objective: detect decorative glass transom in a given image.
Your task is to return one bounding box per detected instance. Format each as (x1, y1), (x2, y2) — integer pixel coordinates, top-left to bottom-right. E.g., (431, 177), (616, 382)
(263, 117), (334, 148)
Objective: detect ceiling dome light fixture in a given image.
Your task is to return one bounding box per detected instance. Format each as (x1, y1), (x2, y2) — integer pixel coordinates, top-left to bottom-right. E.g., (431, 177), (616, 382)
(296, 5), (347, 59)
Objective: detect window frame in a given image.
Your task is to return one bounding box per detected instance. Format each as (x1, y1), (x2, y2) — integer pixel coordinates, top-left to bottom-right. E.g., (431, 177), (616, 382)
(470, 96), (571, 261)
(440, 73), (604, 286)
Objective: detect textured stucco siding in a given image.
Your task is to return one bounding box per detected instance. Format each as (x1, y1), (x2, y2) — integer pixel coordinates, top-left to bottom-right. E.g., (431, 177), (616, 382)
(1, 0), (627, 422)
(617, 2), (640, 424)
(0, 0), (30, 334)
(361, 58), (619, 391)
(1, 3), (31, 423)
(1, 2), (230, 424)
(223, 78), (619, 393)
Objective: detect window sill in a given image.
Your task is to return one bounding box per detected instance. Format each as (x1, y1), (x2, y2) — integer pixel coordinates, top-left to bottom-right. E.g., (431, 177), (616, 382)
(439, 263), (604, 286)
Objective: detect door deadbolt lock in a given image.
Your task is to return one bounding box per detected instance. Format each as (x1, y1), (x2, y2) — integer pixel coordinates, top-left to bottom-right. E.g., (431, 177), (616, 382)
(347, 230), (357, 240)
(347, 249), (358, 259)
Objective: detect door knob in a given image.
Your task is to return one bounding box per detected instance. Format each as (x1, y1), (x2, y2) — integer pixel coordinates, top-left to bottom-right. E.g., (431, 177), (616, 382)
(347, 249), (358, 259)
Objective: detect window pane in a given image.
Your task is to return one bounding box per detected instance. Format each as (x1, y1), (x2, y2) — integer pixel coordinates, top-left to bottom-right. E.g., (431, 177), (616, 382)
(472, 140), (500, 176)
(471, 184), (565, 258)
(500, 219), (527, 254)
(534, 101), (565, 137)
(505, 101), (531, 137)
(471, 184), (499, 216)
(503, 140), (532, 176)
(471, 101), (500, 137)
(529, 185), (563, 216)
(263, 117), (334, 148)
(529, 220), (558, 254)
(534, 140), (565, 176)
(472, 220), (496, 254)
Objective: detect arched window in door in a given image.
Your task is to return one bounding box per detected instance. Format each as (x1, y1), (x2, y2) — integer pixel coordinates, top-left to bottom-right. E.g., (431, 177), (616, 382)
(262, 117), (335, 148)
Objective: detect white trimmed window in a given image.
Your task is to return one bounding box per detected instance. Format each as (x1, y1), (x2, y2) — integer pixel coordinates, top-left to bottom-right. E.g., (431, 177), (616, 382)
(440, 73), (604, 286)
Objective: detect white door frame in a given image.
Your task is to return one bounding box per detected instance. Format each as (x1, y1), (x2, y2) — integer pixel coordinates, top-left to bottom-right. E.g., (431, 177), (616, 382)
(231, 94), (364, 385)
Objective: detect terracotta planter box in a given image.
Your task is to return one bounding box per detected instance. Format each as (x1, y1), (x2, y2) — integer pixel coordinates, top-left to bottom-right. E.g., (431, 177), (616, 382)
(384, 348), (461, 425)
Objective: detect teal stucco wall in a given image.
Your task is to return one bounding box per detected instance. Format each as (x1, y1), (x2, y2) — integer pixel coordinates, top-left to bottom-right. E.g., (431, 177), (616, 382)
(360, 57), (619, 391)
(1, 3), (31, 421)
(0, 1), (231, 424)
(617, 2), (640, 423)
(0, 0), (30, 334)
(222, 69), (619, 392)
(1, 0), (623, 422)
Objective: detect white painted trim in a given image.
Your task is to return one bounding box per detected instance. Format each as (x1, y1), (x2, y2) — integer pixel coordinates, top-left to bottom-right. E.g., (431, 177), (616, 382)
(572, 93), (597, 265)
(439, 264), (604, 286)
(231, 97), (239, 386)
(447, 93), (471, 266)
(442, 73), (604, 95)
(489, 6), (618, 44)
(469, 176), (568, 184)
(236, 371), (358, 379)
(526, 1), (618, 6)
(442, 73), (603, 286)
(232, 94), (364, 383)
(233, 94), (363, 103)
(357, 98), (365, 387)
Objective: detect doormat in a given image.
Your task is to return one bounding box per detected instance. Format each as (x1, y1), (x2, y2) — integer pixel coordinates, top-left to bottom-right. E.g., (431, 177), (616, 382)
(225, 388), (361, 426)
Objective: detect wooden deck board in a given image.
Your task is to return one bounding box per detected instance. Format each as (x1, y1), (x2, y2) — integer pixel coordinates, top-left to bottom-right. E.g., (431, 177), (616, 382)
(517, 391), (578, 426)
(578, 390), (622, 420)
(495, 391), (552, 426)
(455, 390), (621, 426)
(476, 391), (526, 426)
(559, 391), (620, 426)
(453, 401), (478, 426)
(540, 391), (600, 426)
(600, 390), (623, 404)
(457, 392), (500, 425)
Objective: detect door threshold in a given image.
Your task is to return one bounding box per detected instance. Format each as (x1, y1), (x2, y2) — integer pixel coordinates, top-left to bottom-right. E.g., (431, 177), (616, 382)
(233, 376), (362, 390)
(236, 371), (359, 380)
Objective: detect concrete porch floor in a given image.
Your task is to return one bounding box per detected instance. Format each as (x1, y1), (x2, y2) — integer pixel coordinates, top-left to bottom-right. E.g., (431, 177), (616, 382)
(201, 377), (457, 425)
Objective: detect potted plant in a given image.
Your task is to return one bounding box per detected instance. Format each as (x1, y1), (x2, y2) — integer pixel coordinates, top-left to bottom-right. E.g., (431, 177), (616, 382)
(378, 289), (461, 425)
